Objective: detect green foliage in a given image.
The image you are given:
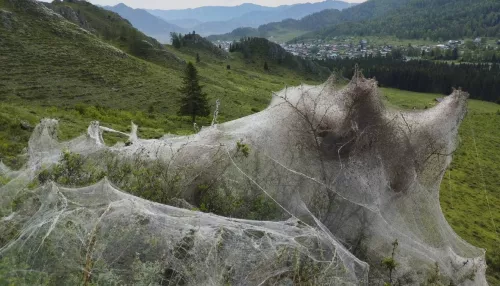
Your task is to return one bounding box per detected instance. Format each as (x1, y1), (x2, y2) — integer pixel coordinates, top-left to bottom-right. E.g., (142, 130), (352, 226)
(0, 218), (21, 248)
(35, 151), (184, 205)
(178, 62), (210, 123)
(131, 256), (163, 286)
(382, 239), (399, 284)
(0, 175), (11, 187)
(236, 140), (250, 158)
(38, 151), (105, 187)
(426, 262), (445, 286)
(382, 257), (397, 273)
(171, 32), (183, 49)
(197, 183), (283, 221)
(0, 256), (52, 285)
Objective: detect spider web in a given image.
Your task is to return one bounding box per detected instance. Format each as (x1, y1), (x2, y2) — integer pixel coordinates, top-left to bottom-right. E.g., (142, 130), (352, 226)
(0, 75), (487, 285)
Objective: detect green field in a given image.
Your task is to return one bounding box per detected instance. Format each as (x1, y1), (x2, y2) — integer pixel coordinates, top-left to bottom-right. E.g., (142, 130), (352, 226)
(265, 29), (309, 43)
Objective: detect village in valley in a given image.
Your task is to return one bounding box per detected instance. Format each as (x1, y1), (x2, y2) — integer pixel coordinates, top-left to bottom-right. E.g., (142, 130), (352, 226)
(214, 36), (500, 61)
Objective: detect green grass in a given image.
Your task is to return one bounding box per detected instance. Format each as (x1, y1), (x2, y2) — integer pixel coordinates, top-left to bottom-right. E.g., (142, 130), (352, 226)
(266, 29), (309, 43)
(381, 88), (500, 285)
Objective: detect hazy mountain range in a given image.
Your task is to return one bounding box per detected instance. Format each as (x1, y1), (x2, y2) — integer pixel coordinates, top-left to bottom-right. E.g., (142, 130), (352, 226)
(104, 3), (187, 43)
(207, 0), (412, 42)
(103, 1), (353, 43)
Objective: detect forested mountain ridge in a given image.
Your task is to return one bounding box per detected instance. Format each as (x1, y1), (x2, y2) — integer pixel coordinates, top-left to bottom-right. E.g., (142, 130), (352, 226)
(149, 0), (352, 36)
(207, 9), (344, 41)
(305, 0), (500, 40)
(209, 0), (409, 41)
(211, 0), (500, 42)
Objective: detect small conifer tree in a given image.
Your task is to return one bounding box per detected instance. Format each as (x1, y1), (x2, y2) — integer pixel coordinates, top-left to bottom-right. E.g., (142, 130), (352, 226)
(178, 62), (210, 123)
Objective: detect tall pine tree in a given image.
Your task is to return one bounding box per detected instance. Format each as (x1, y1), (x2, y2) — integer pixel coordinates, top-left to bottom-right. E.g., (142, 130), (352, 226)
(178, 62), (210, 123)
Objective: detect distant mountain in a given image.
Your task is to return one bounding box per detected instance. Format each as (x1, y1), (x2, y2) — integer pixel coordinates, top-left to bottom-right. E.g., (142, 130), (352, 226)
(208, 9), (344, 42)
(147, 3), (272, 23)
(148, 1), (352, 36)
(168, 18), (203, 30)
(104, 3), (187, 43)
(209, 0), (410, 42)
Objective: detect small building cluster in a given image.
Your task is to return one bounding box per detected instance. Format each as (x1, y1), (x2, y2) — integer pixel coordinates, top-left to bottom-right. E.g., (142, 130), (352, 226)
(211, 37), (500, 61)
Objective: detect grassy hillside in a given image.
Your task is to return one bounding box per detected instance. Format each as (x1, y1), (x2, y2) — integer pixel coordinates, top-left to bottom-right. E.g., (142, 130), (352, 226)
(0, 0), (324, 166)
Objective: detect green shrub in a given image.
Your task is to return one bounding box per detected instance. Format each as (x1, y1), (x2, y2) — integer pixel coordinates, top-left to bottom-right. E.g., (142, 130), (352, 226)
(38, 151), (105, 187)
(382, 239), (399, 285)
(236, 141), (250, 158)
(197, 183), (283, 220)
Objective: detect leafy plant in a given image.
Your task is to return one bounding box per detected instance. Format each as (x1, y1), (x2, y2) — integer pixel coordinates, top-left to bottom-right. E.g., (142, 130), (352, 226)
(382, 239), (399, 285)
(236, 140), (250, 158)
(38, 151), (105, 187)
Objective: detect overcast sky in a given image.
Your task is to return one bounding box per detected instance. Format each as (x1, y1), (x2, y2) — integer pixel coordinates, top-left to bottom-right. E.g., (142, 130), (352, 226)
(71, 0), (367, 10)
